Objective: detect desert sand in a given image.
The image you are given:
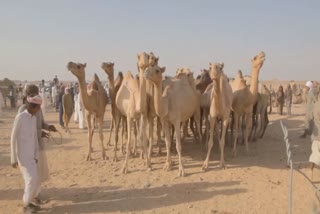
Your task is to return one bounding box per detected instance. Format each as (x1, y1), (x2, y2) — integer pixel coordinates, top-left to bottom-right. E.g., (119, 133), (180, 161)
(0, 103), (319, 214)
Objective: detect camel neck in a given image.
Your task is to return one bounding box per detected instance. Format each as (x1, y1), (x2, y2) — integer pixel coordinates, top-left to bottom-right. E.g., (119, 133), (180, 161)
(107, 73), (115, 101)
(153, 81), (166, 118)
(249, 67), (259, 99)
(138, 66), (147, 113)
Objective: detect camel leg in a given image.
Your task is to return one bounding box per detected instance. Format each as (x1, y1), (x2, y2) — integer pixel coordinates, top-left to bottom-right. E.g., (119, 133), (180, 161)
(107, 117), (114, 146)
(148, 117), (154, 160)
(174, 121), (185, 177)
(121, 117), (127, 155)
(122, 117), (132, 174)
(112, 114), (121, 162)
(194, 108), (202, 145)
(219, 119), (228, 169)
(190, 116), (197, 143)
(202, 115), (216, 170)
(259, 109), (269, 138)
(98, 117), (107, 160)
(86, 114), (93, 161)
(163, 121), (172, 171)
(156, 117), (162, 156)
(132, 121), (138, 157)
(181, 121), (188, 142)
(244, 112), (252, 153)
(311, 162), (315, 180)
(141, 115), (151, 170)
(232, 113), (239, 157)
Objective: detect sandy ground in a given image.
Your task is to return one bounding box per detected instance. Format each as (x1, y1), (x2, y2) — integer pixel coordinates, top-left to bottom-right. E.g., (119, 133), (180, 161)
(0, 103), (319, 214)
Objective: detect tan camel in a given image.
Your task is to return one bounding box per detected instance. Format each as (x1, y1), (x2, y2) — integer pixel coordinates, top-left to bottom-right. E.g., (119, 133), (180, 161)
(67, 62), (108, 160)
(101, 62), (126, 161)
(196, 69), (214, 142)
(137, 52), (162, 159)
(144, 64), (200, 177)
(116, 71), (150, 173)
(202, 62), (233, 169)
(231, 52), (266, 156)
(175, 68), (202, 143)
(249, 84), (270, 141)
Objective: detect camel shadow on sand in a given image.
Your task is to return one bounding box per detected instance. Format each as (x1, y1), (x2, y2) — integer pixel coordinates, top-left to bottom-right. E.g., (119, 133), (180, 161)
(0, 181), (246, 213)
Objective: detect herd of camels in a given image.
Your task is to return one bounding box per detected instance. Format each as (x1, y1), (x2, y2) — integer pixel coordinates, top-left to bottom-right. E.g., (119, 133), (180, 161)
(67, 51), (270, 177)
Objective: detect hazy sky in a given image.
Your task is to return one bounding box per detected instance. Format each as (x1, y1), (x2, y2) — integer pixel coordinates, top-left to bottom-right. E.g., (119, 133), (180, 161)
(0, 1), (319, 82)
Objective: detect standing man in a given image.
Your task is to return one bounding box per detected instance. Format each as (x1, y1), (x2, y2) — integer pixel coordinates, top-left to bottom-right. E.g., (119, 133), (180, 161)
(18, 85), (57, 207)
(62, 87), (73, 133)
(276, 85), (285, 115)
(58, 85), (65, 128)
(285, 84), (293, 116)
(300, 81), (316, 138)
(11, 95), (42, 213)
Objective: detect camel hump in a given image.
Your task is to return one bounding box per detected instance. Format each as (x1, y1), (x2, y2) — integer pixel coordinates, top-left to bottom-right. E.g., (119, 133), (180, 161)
(87, 81), (99, 92)
(123, 71), (134, 80)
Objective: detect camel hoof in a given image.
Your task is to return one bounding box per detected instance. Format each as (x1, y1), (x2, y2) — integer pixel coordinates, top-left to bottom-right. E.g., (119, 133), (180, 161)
(121, 166), (128, 174)
(202, 162), (209, 171)
(163, 162), (172, 171)
(147, 166), (152, 172)
(85, 156), (92, 161)
(220, 163), (226, 170)
(112, 156), (118, 162)
(178, 168), (186, 177)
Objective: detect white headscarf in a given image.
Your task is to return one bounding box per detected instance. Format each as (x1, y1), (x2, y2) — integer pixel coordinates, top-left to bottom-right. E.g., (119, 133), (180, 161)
(306, 81), (313, 92)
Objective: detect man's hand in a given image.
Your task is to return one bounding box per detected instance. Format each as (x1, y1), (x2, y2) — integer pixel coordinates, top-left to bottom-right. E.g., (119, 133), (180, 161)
(11, 162), (18, 168)
(48, 125), (57, 132)
(41, 131), (49, 138)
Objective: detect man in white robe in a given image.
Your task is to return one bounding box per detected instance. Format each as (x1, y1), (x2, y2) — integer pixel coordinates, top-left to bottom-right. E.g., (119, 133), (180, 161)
(78, 92), (86, 129)
(11, 95), (43, 213)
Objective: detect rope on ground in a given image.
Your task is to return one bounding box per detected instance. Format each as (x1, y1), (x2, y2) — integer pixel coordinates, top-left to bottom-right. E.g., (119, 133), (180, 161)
(280, 120), (293, 214)
(47, 129), (63, 145)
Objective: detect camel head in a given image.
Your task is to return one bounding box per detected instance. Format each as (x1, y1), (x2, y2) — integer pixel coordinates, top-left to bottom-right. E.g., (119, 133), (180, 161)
(101, 62), (114, 77)
(144, 65), (166, 85)
(209, 62), (224, 81)
(137, 52), (150, 70)
(149, 52), (159, 66)
(67, 62), (86, 80)
(251, 51), (266, 70)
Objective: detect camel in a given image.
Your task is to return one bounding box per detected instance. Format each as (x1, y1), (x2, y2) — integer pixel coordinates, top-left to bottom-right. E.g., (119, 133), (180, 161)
(67, 62), (108, 160)
(249, 84), (270, 141)
(144, 64), (200, 177)
(115, 71), (149, 173)
(175, 68), (202, 143)
(101, 62), (126, 161)
(196, 69), (214, 141)
(202, 62), (233, 169)
(137, 52), (162, 159)
(231, 51), (266, 156)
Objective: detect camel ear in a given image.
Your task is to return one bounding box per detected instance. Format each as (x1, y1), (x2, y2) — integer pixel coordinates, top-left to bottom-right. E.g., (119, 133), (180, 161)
(112, 62), (114, 66)
(137, 54), (140, 59)
(83, 63), (87, 68)
(209, 63), (212, 66)
(161, 67), (166, 73)
(155, 57), (159, 63)
(220, 63), (224, 69)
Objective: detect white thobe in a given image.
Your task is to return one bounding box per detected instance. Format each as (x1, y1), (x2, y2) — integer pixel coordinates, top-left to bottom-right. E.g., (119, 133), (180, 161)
(52, 86), (57, 106)
(11, 110), (40, 205)
(40, 89), (47, 117)
(74, 93), (79, 122)
(78, 93), (86, 129)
